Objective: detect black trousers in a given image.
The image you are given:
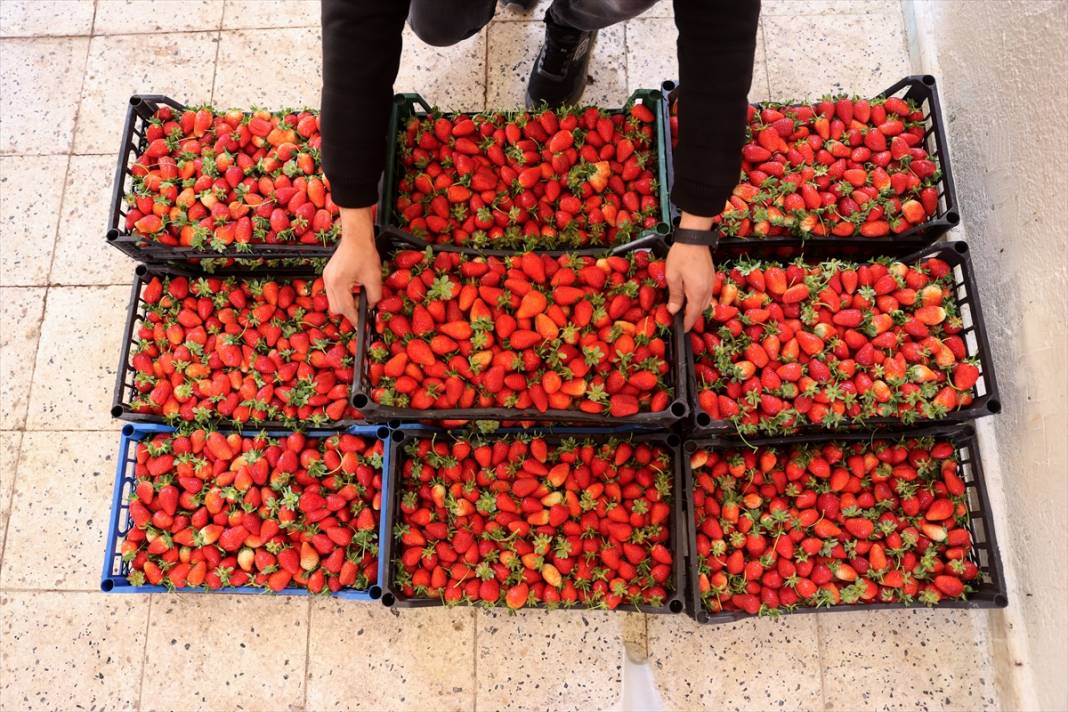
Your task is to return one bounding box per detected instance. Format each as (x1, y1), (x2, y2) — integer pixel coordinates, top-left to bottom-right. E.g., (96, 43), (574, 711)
(409, 0), (661, 46)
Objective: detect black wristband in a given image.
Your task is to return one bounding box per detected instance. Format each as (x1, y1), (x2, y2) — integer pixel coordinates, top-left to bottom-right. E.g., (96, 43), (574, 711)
(673, 227), (719, 251)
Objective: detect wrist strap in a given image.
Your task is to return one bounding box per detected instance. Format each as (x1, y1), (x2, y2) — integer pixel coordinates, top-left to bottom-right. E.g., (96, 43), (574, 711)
(673, 227), (719, 251)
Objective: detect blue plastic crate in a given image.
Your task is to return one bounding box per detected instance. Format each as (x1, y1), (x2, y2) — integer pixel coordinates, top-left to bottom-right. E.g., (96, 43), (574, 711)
(102, 423), (392, 600)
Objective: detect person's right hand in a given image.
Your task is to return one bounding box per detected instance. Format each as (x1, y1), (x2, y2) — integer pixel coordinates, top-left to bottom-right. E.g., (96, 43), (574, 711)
(323, 206), (382, 327)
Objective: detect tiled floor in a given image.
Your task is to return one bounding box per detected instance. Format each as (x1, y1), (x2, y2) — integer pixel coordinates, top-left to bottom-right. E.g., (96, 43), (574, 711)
(0, 1), (1002, 710)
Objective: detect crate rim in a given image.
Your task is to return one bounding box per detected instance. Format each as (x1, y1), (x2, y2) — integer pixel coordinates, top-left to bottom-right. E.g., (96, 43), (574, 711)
(101, 422), (391, 599)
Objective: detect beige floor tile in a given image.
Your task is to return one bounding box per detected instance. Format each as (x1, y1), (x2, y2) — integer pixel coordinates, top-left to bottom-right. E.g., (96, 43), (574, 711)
(1, 431), (117, 590)
(223, 0), (319, 29)
(0, 156), (66, 286)
(0, 591), (148, 710)
(762, 0), (897, 14)
(763, 11), (909, 99)
(0, 431), (22, 568)
(0, 38), (88, 155)
(626, 18), (772, 102)
(51, 155), (135, 286)
(74, 32), (217, 154)
(0, 288), (46, 428)
(820, 609), (999, 711)
(476, 608), (646, 712)
(141, 595), (308, 712)
(496, 0), (552, 20)
(93, 0), (224, 34)
(397, 26), (486, 112)
(307, 599), (475, 711)
(24, 286), (129, 430)
(214, 27), (321, 109)
(647, 613), (824, 710)
(487, 21), (626, 109)
(0, 0), (95, 37)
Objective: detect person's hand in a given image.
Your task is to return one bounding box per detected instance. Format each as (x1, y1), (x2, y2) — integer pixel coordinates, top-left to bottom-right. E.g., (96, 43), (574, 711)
(666, 211), (717, 332)
(323, 206), (382, 327)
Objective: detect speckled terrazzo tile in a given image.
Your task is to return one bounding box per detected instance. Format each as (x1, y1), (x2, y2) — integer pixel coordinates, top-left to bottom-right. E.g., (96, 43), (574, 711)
(397, 26), (486, 112)
(819, 609), (999, 711)
(0, 156), (66, 286)
(0, 38), (88, 155)
(625, 18), (772, 102)
(24, 286), (129, 430)
(306, 599), (475, 711)
(93, 0), (224, 34)
(487, 21), (626, 110)
(0, 288), (45, 429)
(496, 0), (552, 20)
(214, 27), (321, 109)
(647, 613), (823, 711)
(222, 0), (320, 29)
(0, 431), (115, 590)
(761, 0), (896, 15)
(0, 431), (22, 568)
(0, 591), (148, 710)
(73, 32), (217, 154)
(51, 155), (133, 286)
(476, 608), (646, 711)
(0, 0), (95, 37)
(762, 11), (909, 99)
(141, 595), (308, 712)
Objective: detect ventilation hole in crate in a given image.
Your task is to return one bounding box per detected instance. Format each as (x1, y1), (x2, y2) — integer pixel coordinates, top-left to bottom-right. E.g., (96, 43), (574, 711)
(948, 211), (961, 225)
(101, 579), (115, 592)
(382, 592), (396, 607)
(656, 222), (670, 237)
(684, 441), (697, 454)
(111, 405), (125, 418)
(670, 401), (688, 418)
(666, 434), (681, 448)
(135, 264), (148, 277)
(369, 585), (383, 600)
(352, 393), (369, 409)
(987, 399), (1002, 414)
(922, 75), (936, 86)
(994, 594), (1008, 607)
(669, 599), (684, 614)
(393, 431), (406, 443)
(696, 412), (711, 427)
(121, 423), (134, 436)
(129, 96), (142, 106)
(106, 229), (119, 242)
(953, 240), (968, 253)
(662, 80), (677, 92)
(376, 426), (389, 440)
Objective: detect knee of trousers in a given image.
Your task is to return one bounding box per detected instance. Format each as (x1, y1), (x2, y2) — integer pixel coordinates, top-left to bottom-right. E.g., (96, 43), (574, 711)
(407, 17), (479, 47)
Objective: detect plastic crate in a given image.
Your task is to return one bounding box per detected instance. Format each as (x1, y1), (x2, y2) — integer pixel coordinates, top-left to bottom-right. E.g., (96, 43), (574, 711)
(681, 424), (1008, 623)
(106, 95), (338, 264)
(377, 90), (672, 251)
(379, 426), (687, 613)
(111, 263), (364, 429)
(101, 423), (391, 598)
(350, 229), (690, 427)
(661, 75), (960, 260)
(688, 240), (1001, 435)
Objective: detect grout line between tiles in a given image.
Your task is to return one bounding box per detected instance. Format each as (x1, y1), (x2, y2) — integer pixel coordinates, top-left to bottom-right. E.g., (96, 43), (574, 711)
(209, 30), (224, 105)
(301, 597), (313, 712)
(759, 17), (773, 100)
(815, 615), (830, 711)
(472, 608), (479, 712)
(0, 430), (25, 580)
(135, 596), (153, 712)
(0, 586), (102, 593)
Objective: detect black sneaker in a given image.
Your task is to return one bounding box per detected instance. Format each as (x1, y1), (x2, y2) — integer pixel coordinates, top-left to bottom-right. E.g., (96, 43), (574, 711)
(525, 14), (595, 109)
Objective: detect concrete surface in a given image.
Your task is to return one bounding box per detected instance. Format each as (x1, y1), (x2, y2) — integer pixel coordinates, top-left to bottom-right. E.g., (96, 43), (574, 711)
(904, 2), (1068, 710)
(0, 0), (1054, 710)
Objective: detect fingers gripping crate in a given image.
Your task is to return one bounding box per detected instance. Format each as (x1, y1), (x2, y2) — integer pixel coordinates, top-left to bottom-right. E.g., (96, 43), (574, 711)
(660, 75), (960, 260)
(378, 426), (688, 613)
(681, 424), (1008, 624)
(106, 95), (337, 264)
(350, 229), (690, 427)
(101, 423), (391, 598)
(377, 90), (673, 251)
(688, 241), (1001, 436)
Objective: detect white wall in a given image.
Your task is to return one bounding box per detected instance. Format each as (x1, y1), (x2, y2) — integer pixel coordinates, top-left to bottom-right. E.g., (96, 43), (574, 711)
(903, 2), (1068, 710)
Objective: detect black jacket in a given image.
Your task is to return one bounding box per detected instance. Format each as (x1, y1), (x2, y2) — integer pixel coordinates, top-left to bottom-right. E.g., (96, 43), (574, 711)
(320, 0), (760, 218)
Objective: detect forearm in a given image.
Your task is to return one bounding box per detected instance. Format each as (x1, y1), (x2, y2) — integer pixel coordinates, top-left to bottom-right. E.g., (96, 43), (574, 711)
(320, 0), (408, 208)
(671, 0), (761, 217)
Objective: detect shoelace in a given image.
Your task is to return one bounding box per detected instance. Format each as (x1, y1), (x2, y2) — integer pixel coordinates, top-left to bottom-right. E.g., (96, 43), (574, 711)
(539, 32), (583, 78)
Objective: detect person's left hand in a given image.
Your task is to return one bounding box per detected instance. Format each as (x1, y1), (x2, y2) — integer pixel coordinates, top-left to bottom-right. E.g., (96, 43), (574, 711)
(666, 241), (715, 332)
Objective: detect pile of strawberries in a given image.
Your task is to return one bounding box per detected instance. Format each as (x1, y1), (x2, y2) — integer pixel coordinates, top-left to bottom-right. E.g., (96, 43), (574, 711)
(123, 106), (339, 251)
(127, 273), (358, 426)
(392, 435), (676, 609)
(390, 103), (661, 249)
(122, 429), (382, 592)
(364, 247), (676, 419)
(690, 435), (981, 616)
(690, 254), (981, 434)
(669, 94), (942, 238)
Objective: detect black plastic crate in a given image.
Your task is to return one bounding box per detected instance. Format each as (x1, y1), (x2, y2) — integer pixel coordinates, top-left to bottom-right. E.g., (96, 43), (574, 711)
(681, 424), (1008, 623)
(379, 426), (687, 613)
(688, 240), (1000, 435)
(377, 90), (672, 252)
(350, 229), (689, 427)
(102, 422), (390, 598)
(661, 75), (960, 260)
(112, 263), (363, 429)
(106, 95), (338, 264)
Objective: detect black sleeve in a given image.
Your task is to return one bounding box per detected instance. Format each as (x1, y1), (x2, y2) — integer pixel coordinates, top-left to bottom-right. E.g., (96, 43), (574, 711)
(320, 0), (409, 208)
(671, 0), (761, 217)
